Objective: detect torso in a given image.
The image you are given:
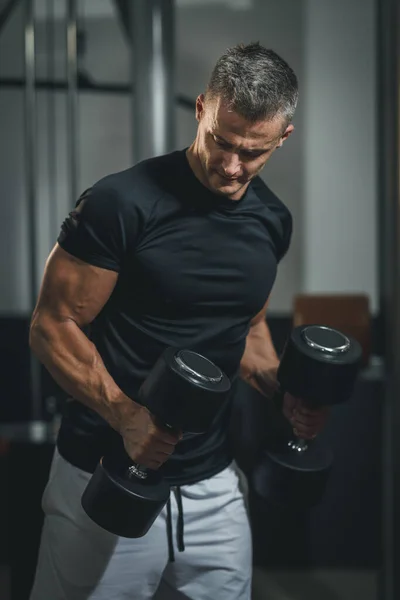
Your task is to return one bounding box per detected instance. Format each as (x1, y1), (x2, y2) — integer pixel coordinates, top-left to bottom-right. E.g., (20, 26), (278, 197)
(56, 150), (291, 485)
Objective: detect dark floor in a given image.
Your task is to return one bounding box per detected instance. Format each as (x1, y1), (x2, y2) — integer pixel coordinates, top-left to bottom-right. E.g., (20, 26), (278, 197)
(0, 564), (378, 600)
(0, 565), (10, 600)
(252, 568), (378, 600)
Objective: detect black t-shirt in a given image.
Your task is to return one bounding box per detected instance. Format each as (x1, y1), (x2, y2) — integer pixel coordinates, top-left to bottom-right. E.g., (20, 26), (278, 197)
(56, 149), (292, 485)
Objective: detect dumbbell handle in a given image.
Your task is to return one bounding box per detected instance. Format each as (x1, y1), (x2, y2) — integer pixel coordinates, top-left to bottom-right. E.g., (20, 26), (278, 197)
(288, 437), (309, 453)
(127, 463), (148, 480)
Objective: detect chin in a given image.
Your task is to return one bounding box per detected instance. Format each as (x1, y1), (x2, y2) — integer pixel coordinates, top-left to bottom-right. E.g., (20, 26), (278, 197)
(217, 184), (241, 196)
(208, 172), (243, 196)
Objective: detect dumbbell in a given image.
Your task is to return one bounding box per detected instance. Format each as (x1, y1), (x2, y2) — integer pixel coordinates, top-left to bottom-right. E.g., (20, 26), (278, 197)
(81, 347), (230, 537)
(252, 324), (362, 508)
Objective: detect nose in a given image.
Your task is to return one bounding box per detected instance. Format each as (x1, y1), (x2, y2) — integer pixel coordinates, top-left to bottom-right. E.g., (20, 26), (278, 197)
(221, 152), (241, 178)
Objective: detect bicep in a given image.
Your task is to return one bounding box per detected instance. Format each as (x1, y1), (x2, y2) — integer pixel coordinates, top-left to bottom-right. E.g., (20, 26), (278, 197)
(33, 244), (118, 328)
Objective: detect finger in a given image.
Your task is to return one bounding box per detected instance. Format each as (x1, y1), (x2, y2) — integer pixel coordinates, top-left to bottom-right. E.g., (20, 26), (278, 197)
(154, 428), (182, 445)
(282, 395), (298, 421)
(153, 441), (179, 457)
(128, 440), (175, 463)
(283, 393), (297, 411)
(295, 406), (320, 417)
(151, 416), (183, 442)
(294, 420), (324, 437)
(296, 414), (326, 428)
(126, 453), (163, 470)
(292, 418), (321, 434)
(291, 412), (326, 426)
(294, 403), (330, 418)
(296, 399), (330, 415)
(135, 450), (171, 468)
(144, 458), (164, 470)
(163, 425), (184, 440)
(282, 405), (291, 421)
(293, 427), (318, 440)
(296, 406), (330, 418)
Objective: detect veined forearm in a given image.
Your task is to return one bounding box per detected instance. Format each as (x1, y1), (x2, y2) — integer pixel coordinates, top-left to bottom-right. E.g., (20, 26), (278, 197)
(240, 319), (280, 398)
(29, 313), (134, 432)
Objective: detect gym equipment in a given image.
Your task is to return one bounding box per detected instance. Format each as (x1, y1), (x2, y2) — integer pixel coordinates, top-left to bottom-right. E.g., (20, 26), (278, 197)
(81, 347), (230, 537)
(252, 324), (362, 507)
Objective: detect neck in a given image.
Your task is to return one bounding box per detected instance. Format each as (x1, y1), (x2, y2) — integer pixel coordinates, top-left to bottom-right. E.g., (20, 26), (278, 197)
(185, 142), (210, 191)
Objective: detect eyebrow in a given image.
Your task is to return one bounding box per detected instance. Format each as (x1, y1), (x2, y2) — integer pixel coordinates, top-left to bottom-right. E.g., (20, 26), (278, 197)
(213, 133), (273, 154)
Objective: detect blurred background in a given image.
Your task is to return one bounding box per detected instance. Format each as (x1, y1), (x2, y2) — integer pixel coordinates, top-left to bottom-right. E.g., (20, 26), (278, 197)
(0, 0), (399, 598)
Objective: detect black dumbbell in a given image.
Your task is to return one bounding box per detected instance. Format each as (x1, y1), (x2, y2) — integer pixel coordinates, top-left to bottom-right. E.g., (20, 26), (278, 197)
(252, 324), (362, 508)
(81, 347), (230, 537)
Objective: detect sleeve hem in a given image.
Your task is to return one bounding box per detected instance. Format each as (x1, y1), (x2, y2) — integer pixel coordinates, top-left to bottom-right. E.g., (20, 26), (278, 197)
(58, 240), (121, 273)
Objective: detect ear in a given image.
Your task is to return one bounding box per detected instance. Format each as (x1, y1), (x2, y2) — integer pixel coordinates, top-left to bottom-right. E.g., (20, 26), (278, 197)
(277, 124), (295, 147)
(195, 94), (206, 122)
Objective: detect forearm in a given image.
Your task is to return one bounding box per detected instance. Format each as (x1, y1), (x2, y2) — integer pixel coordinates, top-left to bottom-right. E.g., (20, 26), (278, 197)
(29, 313), (134, 432)
(240, 319), (280, 398)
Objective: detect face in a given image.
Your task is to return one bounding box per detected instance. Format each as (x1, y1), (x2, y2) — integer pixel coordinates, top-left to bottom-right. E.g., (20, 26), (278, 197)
(190, 94), (294, 200)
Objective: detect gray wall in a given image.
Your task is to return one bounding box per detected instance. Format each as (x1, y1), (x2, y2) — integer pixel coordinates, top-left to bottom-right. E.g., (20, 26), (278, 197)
(303, 0), (377, 309)
(0, 0), (377, 315)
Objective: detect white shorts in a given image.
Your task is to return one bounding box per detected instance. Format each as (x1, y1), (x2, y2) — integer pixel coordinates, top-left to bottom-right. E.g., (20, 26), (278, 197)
(29, 449), (252, 600)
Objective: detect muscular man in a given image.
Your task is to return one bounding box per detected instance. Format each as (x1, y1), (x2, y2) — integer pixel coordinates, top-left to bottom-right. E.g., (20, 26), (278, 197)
(29, 43), (327, 600)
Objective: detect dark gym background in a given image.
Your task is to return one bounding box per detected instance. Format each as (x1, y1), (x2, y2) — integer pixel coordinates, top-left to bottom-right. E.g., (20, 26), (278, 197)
(0, 1), (399, 599)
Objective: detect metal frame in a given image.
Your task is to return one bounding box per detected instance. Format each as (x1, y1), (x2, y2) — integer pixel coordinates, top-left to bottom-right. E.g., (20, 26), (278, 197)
(131, 0), (176, 162)
(378, 0), (400, 597)
(66, 0), (79, 207)
(0, 77), (195, 109)
(113, 0), (131, 41)
(46, 0), (58, 240)
(24, 0), (41, 419)
(0, 0), (20, 35)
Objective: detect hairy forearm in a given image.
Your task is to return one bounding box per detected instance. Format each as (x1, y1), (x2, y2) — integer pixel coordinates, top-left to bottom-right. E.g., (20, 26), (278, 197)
(29, 313), (134, 432)
(240, 319), (280, 398)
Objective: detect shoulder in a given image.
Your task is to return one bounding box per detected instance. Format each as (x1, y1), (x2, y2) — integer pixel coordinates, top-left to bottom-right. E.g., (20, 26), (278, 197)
(84, 151), (183, 215)
(251, 176), (292, 227)
(250, 176), (293, 261)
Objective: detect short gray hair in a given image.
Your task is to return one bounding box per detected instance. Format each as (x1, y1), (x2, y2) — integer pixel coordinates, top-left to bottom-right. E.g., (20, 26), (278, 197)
(205, 42), (299, 125)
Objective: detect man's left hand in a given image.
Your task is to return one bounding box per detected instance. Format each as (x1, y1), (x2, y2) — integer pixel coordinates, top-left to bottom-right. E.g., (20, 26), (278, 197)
(282, 393), (330, 440)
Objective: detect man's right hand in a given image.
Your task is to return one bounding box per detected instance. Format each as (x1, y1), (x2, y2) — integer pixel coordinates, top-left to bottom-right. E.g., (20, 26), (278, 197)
(119, 403), (182, 470)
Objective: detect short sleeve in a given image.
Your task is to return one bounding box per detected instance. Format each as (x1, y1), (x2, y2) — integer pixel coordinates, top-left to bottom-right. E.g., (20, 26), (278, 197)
(57, 180), (139, 272)
(251, 176), (293, 263)
(270, 198), (292, 262)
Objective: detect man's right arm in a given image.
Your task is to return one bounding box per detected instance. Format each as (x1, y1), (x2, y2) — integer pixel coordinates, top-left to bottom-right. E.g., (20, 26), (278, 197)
(30, 243), (180, 469)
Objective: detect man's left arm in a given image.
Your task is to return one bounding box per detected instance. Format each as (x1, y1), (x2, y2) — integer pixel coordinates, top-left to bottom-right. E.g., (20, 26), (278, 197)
(240, 300), (329, 440)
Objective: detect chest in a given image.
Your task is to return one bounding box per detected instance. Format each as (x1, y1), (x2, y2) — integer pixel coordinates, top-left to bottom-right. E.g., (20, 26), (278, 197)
(122, 209), (278, 317)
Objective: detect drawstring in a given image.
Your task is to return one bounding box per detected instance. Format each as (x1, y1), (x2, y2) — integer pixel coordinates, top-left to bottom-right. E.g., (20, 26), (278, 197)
(166, 486), (185, 562)
(166, 498), (175, 562)
(175, 487), (185, 552)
